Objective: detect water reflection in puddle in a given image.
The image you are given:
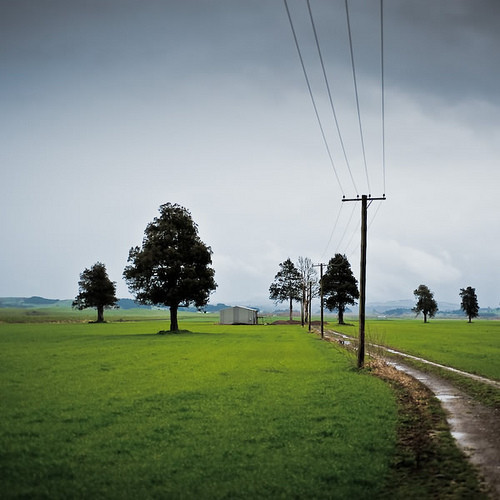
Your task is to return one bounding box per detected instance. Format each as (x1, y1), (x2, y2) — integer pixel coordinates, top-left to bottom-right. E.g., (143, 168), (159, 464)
(437, 394), (459, 402)
(451, 431), (469, 442)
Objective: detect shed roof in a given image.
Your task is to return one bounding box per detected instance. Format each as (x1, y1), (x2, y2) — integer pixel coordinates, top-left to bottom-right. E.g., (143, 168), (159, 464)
(221, 305), (257, 312)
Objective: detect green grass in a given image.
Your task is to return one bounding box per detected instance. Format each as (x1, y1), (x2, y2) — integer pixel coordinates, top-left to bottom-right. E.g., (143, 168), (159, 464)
(0, 306), (214, 324)
(331, 319), (500, 381)
(0, 321), (399, 499)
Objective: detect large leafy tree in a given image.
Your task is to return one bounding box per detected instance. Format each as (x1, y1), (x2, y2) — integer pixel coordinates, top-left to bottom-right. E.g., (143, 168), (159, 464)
(322, 254), (359, 325)
(412, 284), (438, 323)
(123, 203), (217, 332)
(73, 262), (118, 323)
(269, 258), (302, 321)
(459, 286), (479, 323)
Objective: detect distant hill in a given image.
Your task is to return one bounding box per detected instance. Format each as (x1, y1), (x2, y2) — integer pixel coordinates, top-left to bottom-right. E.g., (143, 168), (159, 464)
(0, 296), (63, 308)
(179, 303), (234, 313)
(0, 296), (231, 312)
(117, 299), (149, 310)
(1, 297), (497, 318)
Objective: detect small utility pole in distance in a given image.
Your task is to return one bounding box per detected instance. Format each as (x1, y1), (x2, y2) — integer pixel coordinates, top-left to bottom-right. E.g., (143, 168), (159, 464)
(342, 194), (386, 368)
(308, 282), (312, 332)
(313, 263), (326, 338)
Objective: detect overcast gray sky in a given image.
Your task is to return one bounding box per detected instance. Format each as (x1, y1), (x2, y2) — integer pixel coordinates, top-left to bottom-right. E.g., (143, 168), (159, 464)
(1, 0), (499, 309)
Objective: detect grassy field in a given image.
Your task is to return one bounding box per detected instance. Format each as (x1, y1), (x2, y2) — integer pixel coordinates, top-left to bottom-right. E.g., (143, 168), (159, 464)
(0, 306), (193, 324)
(332, 319), (500, 381)
(1, 320), (400, 499)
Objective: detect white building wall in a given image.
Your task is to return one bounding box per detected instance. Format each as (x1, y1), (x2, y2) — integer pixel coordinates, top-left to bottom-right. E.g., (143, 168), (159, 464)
(220, 306), (257, 325)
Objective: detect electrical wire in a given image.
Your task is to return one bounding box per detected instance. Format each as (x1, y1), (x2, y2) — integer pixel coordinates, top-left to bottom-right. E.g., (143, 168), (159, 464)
(344, 0), (371, 194)
(306, 0), (358, 195)
(380, 0), (386, 196)
(345, 200), (384, 258)
(283, 0), (345, 195)
(368, 199), (383, 229)
(336, 201), (357, 251)
(342, 215), (360, 255)
(319, 202), (344, 261)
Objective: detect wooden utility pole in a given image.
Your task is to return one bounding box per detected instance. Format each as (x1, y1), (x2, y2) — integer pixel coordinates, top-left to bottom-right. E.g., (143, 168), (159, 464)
(320, 263), (324, 338)
(313, 263), (325, 338)
(308, 281), (312, 332)
(358, 195), (368, 368)
(342, 194), (385, 368)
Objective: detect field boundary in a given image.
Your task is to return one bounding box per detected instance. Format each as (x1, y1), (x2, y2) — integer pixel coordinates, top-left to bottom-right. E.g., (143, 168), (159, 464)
(322, 328), (500, 387)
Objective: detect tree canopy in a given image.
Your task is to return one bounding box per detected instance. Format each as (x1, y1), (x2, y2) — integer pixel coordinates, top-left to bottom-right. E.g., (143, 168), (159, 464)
(123, 203), (217, 331)
(269, 258), (302, 321)
(72, 262), (118, 323)
(322, 254), (359, 325)
(459, 286), (479, 323)
(412, 284), (438, 323)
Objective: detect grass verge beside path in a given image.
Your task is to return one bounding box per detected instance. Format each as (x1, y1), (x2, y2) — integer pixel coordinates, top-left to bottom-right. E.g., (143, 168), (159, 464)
(1, 321), (397, 499)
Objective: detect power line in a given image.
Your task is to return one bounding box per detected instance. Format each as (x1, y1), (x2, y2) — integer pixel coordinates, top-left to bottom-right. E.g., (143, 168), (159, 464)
(345, 199), (384, 257)
(336, 201), (357, 251)
(283, 0), (345, 195)
(369, 198), (384, 229)
(344, 0), (371, 194)
(380, 0), (386, 196)
(306, 0), (358, 195)
(319, 201), (344, 261)
(343, 216), (361, 256)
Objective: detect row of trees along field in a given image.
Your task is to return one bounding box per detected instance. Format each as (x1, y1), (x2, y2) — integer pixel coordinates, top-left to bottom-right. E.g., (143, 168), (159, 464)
(73, 203), (217, 330)
(268, 258), (481, 325)
(73, 203), (481, 330)
(268, 254), (359, 325)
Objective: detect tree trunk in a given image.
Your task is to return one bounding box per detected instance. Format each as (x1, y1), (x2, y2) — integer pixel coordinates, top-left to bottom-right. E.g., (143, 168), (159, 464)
(423, 312), (428, 323)
(338, 307), (345, 325)
(170, 305), (179, 331)
(289, 296), (293, 322)
(468, 315), (472, 323)
(97, 305), (104, 323)
(301, 286), (305, 326)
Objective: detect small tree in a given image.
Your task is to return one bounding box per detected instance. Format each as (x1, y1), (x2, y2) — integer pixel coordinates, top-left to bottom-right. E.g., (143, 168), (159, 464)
(123, 203), (217, 332)
(322, 254), (359, 325)
(412, 284), (438, 323)
(73, 262), (118, 323)
(459, 286), (479, 323)
(269, 258), (302, 321)
(297, 256), (318, 326)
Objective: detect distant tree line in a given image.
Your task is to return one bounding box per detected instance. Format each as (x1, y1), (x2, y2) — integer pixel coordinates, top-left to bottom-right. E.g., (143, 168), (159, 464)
(72, 203), (484, 329)
(267, 257), (482, 326)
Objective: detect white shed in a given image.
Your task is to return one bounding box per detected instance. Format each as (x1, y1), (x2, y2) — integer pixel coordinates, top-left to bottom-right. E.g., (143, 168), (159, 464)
(219, 306), (258, 325)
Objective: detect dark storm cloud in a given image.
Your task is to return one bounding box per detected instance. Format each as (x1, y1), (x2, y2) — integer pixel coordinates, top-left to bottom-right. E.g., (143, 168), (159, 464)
(384, 0), (500, 103)
(1, 0), (499, 306)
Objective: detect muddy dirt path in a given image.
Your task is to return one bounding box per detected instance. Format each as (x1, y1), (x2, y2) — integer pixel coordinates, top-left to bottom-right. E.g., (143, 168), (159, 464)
(389, 360), (500, 498)
(322, 329), (500, 498)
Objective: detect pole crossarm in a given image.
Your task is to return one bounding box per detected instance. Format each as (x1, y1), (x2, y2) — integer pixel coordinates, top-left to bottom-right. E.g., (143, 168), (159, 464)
(342, 195), (386, 202)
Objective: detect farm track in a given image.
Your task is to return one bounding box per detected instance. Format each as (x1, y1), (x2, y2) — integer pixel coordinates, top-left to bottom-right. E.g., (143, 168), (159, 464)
(321, 328), (500, 499)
